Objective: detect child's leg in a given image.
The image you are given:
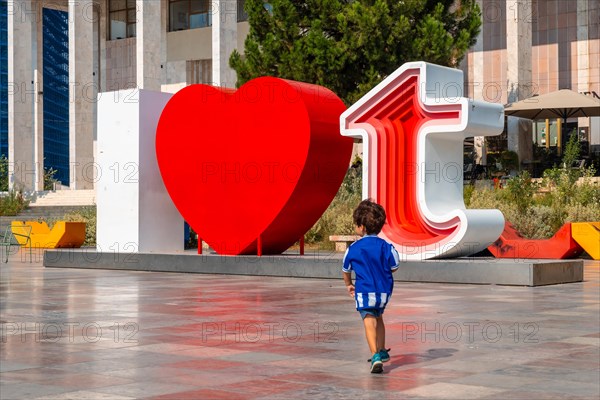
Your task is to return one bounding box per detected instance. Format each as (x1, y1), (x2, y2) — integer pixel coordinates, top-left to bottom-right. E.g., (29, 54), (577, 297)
(362, 315), (378, 354)
(376, 316), (386, 351)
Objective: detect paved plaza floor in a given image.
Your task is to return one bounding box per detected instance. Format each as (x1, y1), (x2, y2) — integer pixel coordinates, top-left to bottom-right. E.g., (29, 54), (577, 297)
(1, 251), (599, 399)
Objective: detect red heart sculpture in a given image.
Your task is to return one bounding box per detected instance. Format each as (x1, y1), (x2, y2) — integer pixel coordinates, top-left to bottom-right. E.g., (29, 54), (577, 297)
(156, 77), (352, 255)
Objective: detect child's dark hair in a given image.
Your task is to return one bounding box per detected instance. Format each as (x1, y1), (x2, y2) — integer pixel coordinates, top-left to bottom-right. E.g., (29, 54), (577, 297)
(353, 199), (386, 235)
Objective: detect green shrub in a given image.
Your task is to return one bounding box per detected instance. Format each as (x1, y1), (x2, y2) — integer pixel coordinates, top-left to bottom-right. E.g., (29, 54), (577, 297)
(499, 171), (537, 213)
(468, 135), (600, 239)
(310, 152), (597, 245)
(0, 155), (8, 192)
(469, 188), (555, 239)
(44, 167), (58, 191)
(539, 135), (599, 232)
(507, 206), (556, 239)
(467, 187), (502, 210)
(305, 158), (362, 248)
(310, 136), (598, 246)
(63, 207), (97, 246)
(565, 203), (600, 224)
(0, 190), (29, 216)
(463, 184), (475, 207)
(43, 207), (96, 246)
(571, 168), (600, 207)
(499, 150), (519, 173)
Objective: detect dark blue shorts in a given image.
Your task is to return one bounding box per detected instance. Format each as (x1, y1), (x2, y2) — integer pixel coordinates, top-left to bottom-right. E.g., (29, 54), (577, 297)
(358, 308), (385, 319)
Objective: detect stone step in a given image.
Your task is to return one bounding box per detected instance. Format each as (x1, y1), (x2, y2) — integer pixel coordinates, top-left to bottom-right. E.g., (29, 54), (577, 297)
(28, 190), (96, 207)
(0, 206), (94, 234)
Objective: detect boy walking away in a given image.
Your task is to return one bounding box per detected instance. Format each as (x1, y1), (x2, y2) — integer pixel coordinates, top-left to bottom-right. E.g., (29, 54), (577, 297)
(342, 199), (399, 373)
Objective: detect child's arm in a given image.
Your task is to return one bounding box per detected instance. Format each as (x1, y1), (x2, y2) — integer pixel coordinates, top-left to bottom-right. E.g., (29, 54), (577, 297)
(343, 272), (355, 297)
(390, 246), (400, 273)
(342, 249), (354, 297)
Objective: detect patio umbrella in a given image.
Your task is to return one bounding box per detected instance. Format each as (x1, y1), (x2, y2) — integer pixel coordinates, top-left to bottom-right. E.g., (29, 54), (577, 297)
(504, 89), (600, 153)
(504, 89), (600, 120)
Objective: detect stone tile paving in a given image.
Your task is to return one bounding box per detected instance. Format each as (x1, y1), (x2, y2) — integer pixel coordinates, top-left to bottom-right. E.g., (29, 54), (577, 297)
(0, 252), (598, 399)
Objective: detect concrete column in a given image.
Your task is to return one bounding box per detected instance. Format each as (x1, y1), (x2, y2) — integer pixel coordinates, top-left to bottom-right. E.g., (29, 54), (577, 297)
(92, 0), (100, 165)
(580, 0), (599, 150)
(33, 2), (43, 191)
(576, 0), (589, 93)
(472, 0), (486, 165)
(99, 0), (107, 92)
(212, 0), (237, 88)
(506, 0), (533, 165)
(136, 0), (163, 91)
(160, 0), (168, 91)
(69, 0), (95, 189)
(576, 0), (592, 133)
(7, 0), (36, 191)
(96, 89), (183, 253)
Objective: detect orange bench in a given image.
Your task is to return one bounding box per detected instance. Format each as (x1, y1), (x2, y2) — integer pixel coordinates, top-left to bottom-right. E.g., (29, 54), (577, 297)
(571, 222), (600, 260)
(11, 221), (86, 249)
(488, 222), (583, 259)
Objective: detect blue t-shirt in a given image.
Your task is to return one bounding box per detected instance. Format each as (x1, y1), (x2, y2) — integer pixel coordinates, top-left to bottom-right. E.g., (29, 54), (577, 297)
(342, 235), (399, 311)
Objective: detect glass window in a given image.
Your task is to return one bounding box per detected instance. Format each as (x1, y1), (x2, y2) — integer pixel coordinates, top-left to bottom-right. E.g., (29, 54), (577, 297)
(127, 9), (136, 22)
(190, 0), (210, 28)
(109, 0), (136, 40)
(168, 0), (252, 31)
(190, 0), (208, 14)
(169, 0), (214, 31)
(190, 12), (211, 29)
(170, 0), (190, 31)
(549, 120), (559, 146)
(237, 0), (248, 22)
(534, 121), (546, 146)
(127, 22), (136, 38)
(110, 10), (127, 40)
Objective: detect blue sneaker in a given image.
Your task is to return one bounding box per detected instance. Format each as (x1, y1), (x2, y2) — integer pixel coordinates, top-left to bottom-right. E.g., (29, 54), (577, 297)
(370, 352), (383, 373)
(379, 348), (390, 362)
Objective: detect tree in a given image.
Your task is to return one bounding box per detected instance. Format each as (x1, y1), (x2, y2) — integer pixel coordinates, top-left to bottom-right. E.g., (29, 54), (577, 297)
(231, 0), (482, 105)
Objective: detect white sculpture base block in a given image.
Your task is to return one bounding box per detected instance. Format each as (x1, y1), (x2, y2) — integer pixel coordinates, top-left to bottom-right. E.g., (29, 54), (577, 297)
(96, 89), (183, 253)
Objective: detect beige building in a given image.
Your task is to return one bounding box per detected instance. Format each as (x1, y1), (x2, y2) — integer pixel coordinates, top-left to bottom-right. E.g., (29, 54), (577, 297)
(8, 0), (248, 191)
(7, 0), (600, 192)
(463, 0), (600, 167)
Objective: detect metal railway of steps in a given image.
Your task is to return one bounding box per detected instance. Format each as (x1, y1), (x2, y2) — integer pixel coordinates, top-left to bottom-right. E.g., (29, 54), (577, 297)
(0, 190), (95, 234)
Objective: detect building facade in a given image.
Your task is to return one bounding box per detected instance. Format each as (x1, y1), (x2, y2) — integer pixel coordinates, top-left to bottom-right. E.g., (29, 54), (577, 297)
(3, 0), (248, 191)
(1, 0), (7, 159)
(463, 0), (600, 166)
(2, 0), (599, 191)
(42, 7), (70, 185)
